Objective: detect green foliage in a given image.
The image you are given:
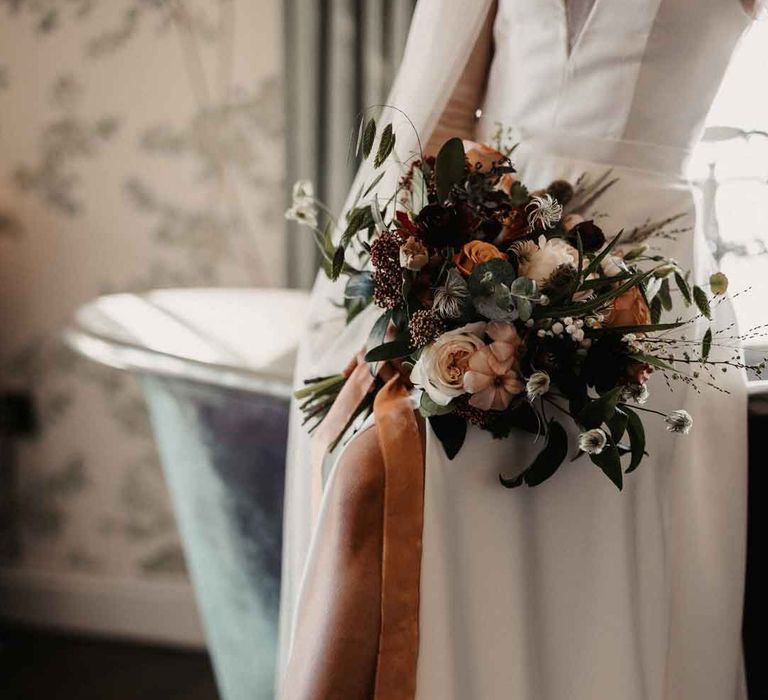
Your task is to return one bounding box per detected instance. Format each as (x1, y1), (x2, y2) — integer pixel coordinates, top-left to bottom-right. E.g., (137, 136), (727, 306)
(590, 441), (623, 490)
(517, 420), (569, 487)
(362, 118), (376, 159)
(364, 338), (412, 363)
(622, 406), (646, 473)
(429, 413), (467, 459)
(468, 259), (519, 320)
(693, 285), (711, 319)
(419, 392), (455, 417)
(344, 272), (374, 322)
(657, 277), (672, 311)
(674, 270), (692, 304)
(702, 327), (712, 360)
(435, 137), (466, 202)
(578, 387), (622, 429)
(374, 123), (395, 167)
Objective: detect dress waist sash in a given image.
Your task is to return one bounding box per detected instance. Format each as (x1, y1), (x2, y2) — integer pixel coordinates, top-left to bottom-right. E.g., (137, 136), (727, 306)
(477, 120), (693, 180)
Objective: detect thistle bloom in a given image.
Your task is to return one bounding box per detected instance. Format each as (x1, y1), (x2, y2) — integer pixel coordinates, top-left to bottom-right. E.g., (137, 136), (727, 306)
(526, 193), (563, 230)
(665, 409), (693, 434)
(621, 382), (649, 404)
(578, 428), (608, 454)
(285, 179), (318, 228)
(432, 269), (469, 319)
(526, 371), (551, 401)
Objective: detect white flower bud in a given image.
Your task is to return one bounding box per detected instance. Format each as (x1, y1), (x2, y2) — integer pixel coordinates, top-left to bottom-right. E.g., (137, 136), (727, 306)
(578, 428), (608, 455)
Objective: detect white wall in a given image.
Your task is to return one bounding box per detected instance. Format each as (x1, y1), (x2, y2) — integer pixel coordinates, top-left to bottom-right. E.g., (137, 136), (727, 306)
(0, 0), (284, 643)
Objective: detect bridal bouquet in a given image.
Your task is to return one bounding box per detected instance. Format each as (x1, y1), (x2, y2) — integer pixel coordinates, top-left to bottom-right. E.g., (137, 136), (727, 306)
(288, 119), (763, 489)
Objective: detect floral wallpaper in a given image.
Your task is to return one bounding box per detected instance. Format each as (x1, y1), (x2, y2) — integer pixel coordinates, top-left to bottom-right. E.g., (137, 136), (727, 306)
(0, 0), (284, 580)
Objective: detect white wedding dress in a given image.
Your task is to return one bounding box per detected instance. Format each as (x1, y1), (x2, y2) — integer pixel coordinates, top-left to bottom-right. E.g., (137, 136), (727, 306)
(279, 1), (758, 698)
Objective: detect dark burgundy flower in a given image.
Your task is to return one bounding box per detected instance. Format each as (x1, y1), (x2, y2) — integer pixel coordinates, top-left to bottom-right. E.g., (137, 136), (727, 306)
(583, 335), (628, 392)
(568, 220), (605, 252)
(415, 203), (469, 249)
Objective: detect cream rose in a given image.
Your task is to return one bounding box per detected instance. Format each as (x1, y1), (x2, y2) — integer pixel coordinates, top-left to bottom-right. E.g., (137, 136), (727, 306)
(410, 321), (487, 405)
(515, 235), (578, 286)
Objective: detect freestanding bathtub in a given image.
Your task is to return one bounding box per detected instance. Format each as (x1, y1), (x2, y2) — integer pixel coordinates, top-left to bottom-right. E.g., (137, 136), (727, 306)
(66, 288), (309, 700)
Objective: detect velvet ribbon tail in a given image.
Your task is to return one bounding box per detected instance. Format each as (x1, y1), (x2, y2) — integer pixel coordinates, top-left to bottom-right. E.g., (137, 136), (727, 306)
(372, 376), (425, 700)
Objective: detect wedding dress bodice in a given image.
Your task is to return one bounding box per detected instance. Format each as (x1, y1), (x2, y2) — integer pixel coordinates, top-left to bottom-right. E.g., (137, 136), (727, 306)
(482, 0), (752, 153)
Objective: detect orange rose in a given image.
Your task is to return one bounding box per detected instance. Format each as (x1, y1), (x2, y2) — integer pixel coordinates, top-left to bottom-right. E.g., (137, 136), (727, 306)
(605, 287), (651, 327)
(462, 140), (507, 172)
(454, 241), (507, 276)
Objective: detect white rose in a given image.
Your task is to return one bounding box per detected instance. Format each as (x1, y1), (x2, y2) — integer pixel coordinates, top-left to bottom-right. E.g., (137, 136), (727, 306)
(517, 235), (578, 286)
(410, 322), (487, 405)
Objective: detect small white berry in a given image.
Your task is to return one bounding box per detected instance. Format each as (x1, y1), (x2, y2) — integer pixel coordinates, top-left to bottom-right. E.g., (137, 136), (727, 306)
(563, 317), (573, 326)
(575, 319), (584, 328)
(539, 294), (550, 306)
(566, 325), (576, 335)
(572, 329), (585, 342)
(526, 318), (535, 327)
(551, 322), (564, 334)
(537, 329), (546, 338)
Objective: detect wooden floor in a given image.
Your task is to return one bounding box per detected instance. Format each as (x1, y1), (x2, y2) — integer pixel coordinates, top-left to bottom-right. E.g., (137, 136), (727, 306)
(0, 627), (220, 700)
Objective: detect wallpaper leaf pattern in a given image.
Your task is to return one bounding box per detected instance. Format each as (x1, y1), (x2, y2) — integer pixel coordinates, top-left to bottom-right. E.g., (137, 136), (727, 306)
(0, 0), (284, 580)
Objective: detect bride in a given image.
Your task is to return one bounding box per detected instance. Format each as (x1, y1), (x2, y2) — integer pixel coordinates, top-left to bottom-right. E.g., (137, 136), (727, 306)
(278, 1), (760, 697)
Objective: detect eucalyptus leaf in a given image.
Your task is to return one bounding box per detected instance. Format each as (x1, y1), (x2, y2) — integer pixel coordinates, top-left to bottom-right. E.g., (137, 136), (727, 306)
(709, 271), (728, 295)
(344, 271), (374, 303)
(419, 392), (455, 417)
(702, 327), (712, 360)
(435, 137), (467, 202)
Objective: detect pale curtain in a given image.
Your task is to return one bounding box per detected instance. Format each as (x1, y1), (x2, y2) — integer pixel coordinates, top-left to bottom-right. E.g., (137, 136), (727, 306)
(283, 0), (417, 288)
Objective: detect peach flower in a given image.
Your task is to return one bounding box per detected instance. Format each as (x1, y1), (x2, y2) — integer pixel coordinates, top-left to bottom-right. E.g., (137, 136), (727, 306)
(454, 240), (508, 276)
(462, 140), (507, 172)
(399, 236), (429, 271)
(605, 286), (651, 327)
(464, 342), (525, 411)
(497, 173), (518, 195)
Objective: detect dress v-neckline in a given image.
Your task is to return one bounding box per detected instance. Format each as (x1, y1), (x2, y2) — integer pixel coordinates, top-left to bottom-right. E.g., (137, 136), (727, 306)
(562, 0), (602, 59)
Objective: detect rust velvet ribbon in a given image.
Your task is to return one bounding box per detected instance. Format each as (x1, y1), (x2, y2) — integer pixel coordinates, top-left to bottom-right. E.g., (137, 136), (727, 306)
(283, 358), (425, 699)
